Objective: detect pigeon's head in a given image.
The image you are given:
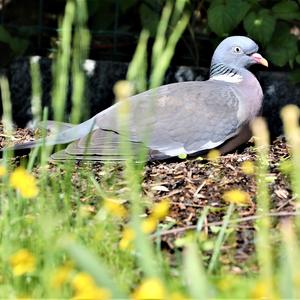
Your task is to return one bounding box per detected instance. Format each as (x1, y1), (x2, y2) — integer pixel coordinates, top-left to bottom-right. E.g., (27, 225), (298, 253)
(211, 36), (268, 69)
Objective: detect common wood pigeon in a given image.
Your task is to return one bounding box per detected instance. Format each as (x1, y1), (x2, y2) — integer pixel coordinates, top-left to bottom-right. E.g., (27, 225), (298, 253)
(9, 36), (268, 161)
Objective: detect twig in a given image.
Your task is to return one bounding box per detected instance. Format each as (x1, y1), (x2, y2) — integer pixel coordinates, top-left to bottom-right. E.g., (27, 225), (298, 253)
(276, 197), (295, 211)
(155, 211), (300, 237)
(194, 180), (207, 198)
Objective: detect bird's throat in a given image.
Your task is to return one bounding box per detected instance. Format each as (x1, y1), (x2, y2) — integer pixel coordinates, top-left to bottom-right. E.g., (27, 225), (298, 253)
(209, 64), (243, 83)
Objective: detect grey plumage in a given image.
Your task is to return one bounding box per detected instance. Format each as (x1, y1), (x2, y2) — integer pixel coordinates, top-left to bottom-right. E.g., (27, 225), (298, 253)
(10, 36), (268, 161)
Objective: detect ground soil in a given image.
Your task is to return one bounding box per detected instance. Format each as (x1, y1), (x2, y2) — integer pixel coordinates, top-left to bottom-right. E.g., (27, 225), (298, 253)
(0, 124), (295, 272)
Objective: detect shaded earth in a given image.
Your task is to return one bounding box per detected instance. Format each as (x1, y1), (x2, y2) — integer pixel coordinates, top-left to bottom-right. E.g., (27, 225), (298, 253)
(0, 124), (295, 272)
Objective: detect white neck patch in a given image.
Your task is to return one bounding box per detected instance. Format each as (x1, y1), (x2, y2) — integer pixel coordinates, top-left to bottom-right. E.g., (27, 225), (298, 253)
(210, 73), (243, 83)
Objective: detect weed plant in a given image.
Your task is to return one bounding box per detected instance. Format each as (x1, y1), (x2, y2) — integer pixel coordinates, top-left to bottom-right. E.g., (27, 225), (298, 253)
(0, 0), (300, 299)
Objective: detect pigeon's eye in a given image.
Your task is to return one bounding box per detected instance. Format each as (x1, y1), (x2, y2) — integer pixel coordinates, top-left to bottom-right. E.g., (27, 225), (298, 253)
(233, 46), (242, 54)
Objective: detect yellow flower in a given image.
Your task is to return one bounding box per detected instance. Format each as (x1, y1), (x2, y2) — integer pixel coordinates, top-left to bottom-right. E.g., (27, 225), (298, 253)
(73, 286), (111, 300)
(9, 167), (39, 198)
(119, 227), (135, 250)
(241, 161), (255, 175)
(113, 80), (134, 100)
(103, 198), (127, 218)
(217, 275), (236, 292)
(142, 217), (158, 234)
(223, 189), (250, 205)
(72, 272), (111, 300)
(52, 263), (73, 288)
(16, 296), (32, 300)
(9, 249), (36, 276)
(152, 199), (170, 220)
(169, 291), (188, 300)
(72, 272), (95, 291)
(207, 149), (220, 161)
(250, 280), (274, 299)
(132, 278), (166, 300)
(0, 165), (6, 177)
(20, 186), (38, 198)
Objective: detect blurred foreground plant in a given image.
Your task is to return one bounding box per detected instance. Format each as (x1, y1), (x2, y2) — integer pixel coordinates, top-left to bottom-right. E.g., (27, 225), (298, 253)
(251, 117), (274, 299)
(2, 0), (300, 299)
(127, 0), (190, 91)
(9, 249), (36, 277)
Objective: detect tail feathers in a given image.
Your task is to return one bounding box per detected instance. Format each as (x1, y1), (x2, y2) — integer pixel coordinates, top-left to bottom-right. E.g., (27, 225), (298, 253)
(3, 117), (97, 151)
(37, 120), (75, 133)
(51, 149), (133, 161)
(12, 140), (45, 150)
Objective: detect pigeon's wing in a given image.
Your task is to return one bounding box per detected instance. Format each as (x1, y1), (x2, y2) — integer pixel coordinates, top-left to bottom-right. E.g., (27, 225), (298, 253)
(127, 80), (241, 156)
(51, 127), (167, 161)
(52, 80), (242, 160)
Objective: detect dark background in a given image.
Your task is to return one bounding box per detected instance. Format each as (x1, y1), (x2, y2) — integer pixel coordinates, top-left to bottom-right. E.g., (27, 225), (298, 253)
(0, 0), (299, 72)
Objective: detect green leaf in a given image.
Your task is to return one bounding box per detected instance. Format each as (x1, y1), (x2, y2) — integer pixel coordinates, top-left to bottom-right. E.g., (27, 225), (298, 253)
(243, 9), (276, 45)
(272, 0), (300, 21)
(207, 0), (251, 36)
(0, 26), (28, 55)
(265, 23), (298, 67)
(289, 68), (300, 84)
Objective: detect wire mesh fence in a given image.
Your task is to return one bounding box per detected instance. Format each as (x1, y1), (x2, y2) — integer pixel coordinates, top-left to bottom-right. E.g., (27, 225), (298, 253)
(0, 0), (139, 63)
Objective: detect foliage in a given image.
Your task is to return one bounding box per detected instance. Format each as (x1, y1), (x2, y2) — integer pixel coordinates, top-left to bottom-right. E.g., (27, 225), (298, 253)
(86, 0), (300, 68)
(0, 0), (299, 69)
(0, 26), (28, 57)
(87, 0), (300, 68)
(207, 0), (300, 67)
(207, 0), (251, 37)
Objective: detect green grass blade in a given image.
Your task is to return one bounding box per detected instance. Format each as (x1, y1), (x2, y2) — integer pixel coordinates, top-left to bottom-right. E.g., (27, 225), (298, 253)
(251, 117), (274, 298)
(150, 12), (190, 88)
(208, 203), (235, 273)
(52, 0), (75, 122)
(30, 57), (42, 124)
(281, 105), (300, 228)
(151, 1), (172, 67)
(0, 76), (13, 136)
(279, 221), (300, 298)
(70, 0), (90, 124)
(64, 241), (127, 298)
(0, 75), (13, 166)
(127, 30), (149, 93)
(183, 242), (211, 299)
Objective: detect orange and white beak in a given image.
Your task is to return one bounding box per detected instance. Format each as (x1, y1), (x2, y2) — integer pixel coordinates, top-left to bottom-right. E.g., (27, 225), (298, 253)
(251, 53), (268, 67)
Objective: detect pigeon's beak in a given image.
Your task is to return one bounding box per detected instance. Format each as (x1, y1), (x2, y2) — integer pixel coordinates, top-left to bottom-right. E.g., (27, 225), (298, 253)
(251, 53), (268, 67)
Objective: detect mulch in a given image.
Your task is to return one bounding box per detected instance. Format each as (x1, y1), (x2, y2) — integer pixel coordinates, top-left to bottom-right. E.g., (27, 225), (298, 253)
(0, 124), (295, 271)
(0, 123), (36, 148)
(143, 137), (293, 268)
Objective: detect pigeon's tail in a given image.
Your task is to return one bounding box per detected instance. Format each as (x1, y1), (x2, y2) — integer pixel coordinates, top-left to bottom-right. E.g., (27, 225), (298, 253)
(37, 120), (76, 132)
(6, 117), (97, 151)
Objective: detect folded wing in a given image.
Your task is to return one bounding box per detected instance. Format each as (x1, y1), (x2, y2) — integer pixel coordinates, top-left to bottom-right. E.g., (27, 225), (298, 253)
(52, 80), (242, 160)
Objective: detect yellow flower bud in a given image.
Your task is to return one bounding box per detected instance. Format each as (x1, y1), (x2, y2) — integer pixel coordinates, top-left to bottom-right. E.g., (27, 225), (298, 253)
(223, 189), (250, 205)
